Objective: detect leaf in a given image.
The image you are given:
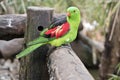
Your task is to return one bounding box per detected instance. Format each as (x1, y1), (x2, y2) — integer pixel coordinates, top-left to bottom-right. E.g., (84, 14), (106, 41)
(116, 63), (120, 74)
(108, 74), (120, 80)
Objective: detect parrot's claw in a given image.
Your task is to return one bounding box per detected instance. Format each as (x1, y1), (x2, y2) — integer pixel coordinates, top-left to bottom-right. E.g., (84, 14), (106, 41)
(60, 44), (72, 49)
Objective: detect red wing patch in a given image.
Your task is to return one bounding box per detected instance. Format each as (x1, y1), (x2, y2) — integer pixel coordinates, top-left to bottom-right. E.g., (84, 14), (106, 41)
(45, 22), (70, 38)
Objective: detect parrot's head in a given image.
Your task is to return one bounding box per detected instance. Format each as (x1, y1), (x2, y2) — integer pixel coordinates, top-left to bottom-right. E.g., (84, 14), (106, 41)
(67, 6), (80, 19)
(66, 6), (81, 25)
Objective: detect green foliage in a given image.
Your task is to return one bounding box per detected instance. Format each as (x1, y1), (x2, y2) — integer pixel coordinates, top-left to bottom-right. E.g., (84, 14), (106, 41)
(116, 63), (120, 75)
(108, 63), (120, 80)
(0, 0), (119, 28)
(108, 74), (120, 80)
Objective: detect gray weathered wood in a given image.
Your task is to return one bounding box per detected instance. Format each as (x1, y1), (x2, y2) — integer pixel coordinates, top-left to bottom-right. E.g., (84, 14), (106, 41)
(0, 0), (4, 2)
(0, 38), (24, 59)
(19, 7), (53, 80)
(0, 14), (26, 40)
(71, 40), (93, 67)
(47, 46), (95, 80)
(78, 32), (104, 53)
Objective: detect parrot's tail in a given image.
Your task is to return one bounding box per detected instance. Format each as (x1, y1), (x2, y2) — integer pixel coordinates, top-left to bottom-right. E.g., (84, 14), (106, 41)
(16, 43), (45, 58)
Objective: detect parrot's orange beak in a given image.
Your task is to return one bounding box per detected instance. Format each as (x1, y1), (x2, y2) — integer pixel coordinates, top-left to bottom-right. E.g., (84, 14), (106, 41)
(67, 12), (70, 17)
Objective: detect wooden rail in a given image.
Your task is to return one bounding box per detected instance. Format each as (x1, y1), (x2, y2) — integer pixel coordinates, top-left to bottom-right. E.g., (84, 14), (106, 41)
(48, 46), (94, 80)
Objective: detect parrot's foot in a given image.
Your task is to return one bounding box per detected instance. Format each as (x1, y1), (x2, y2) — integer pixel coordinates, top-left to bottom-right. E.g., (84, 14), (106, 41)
(60, 44), (72, 49)
(47, 46), (57, 57)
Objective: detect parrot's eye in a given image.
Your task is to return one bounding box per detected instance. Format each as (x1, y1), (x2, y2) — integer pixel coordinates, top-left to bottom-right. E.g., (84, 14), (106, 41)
(73, 10), (76, 13)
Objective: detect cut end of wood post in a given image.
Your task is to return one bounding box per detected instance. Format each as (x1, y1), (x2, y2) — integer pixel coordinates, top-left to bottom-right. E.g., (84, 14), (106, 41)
(27, 6), (54, 11)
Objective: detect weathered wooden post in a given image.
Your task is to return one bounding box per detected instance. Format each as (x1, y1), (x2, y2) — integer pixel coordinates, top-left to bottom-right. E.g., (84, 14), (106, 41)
(19, 6), (53, 80)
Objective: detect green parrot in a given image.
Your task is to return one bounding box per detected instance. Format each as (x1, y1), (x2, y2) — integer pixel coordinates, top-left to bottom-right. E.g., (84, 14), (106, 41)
(16, 6), (81, 58)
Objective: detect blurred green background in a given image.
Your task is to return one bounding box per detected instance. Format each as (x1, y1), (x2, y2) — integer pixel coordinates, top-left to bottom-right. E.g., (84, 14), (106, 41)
(0, 0), (119, 29)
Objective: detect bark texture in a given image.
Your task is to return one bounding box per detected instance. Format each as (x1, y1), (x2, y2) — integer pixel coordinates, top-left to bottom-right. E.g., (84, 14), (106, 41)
(99, 7), (120, 80)
(0, 14), (26, 40)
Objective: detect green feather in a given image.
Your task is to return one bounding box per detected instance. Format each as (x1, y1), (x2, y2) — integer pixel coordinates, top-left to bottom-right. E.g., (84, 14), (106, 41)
(40, 28), (48, 36)
(16, 43), (44, 58)
(27, 37), (54, 46)
(16, 6), (81, 58)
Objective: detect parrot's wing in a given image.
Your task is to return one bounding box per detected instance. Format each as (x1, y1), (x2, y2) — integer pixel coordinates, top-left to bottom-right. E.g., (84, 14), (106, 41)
(27, 37), (54, 46)
(49, 15), (67, 29)
(45, 22), (70, 38)
(42, 15), (69, 39)
(27, 15), (68, 46)
(16, 43), (44, 58)
(40, 15), (66, 36)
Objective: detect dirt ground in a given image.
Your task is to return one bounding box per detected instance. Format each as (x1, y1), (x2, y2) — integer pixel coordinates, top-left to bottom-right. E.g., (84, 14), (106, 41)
(0, 59), (19, 80)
